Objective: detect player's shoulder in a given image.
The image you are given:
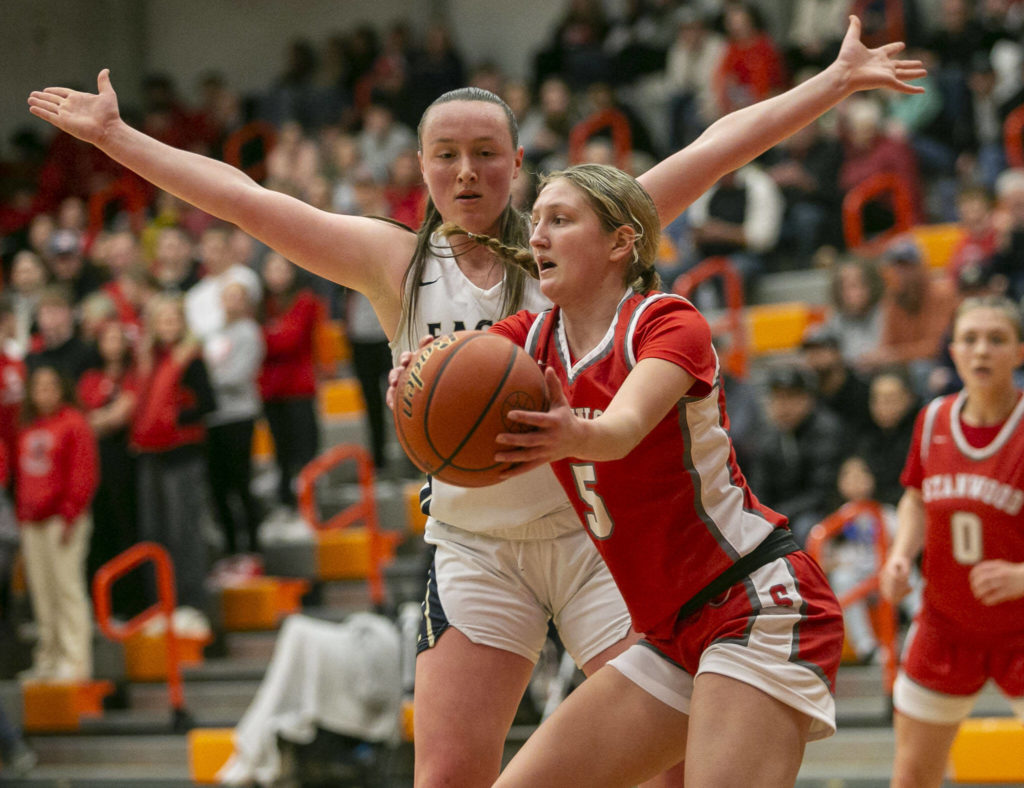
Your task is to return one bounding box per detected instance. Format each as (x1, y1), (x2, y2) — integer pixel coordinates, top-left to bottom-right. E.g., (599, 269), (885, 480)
(623, 290), (709, 335)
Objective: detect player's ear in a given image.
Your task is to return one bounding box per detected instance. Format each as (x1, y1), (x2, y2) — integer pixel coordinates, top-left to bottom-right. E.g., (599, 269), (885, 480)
(609, 225), (636, 263)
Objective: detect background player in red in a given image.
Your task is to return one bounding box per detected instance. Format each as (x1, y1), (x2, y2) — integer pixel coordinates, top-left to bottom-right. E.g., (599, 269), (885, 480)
(880, 294), (1024, 788)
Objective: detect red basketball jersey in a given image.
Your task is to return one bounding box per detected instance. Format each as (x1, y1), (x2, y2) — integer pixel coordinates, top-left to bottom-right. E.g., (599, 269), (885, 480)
(901, 392), (1024, 644)
(494, 292), (788, 633)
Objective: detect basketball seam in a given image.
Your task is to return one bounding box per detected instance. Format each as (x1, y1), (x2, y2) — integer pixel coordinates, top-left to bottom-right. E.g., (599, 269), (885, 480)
(427, 334), (516, 477)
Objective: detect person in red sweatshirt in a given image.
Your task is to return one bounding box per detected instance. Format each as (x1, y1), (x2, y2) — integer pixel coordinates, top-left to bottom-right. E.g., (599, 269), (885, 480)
(131, 294), (215, 624)
(17, 365), (99, 682)
(258, 253), (323, 512)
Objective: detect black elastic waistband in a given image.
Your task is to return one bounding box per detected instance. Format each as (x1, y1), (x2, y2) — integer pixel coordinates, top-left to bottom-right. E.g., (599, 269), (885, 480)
(676, 528), (801, 623)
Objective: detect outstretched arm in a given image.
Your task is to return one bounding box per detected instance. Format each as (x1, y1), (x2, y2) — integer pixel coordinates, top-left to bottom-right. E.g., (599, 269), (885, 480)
(639, 16), (926, 226)
(28, 70), (410, 336)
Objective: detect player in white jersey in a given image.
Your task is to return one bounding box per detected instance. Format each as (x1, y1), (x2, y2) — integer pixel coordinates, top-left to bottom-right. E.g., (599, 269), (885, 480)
(30, 20), (922, 784)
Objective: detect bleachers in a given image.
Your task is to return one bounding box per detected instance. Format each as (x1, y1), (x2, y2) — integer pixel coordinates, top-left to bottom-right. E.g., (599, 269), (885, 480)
(5, 252), (1019, 787)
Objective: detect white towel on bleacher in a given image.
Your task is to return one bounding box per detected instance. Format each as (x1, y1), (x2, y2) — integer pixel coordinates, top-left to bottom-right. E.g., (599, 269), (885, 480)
(217, 612), (402, 785)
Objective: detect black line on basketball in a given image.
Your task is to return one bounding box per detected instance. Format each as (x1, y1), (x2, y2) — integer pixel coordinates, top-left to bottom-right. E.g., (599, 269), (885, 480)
(428, 335), (518, 476)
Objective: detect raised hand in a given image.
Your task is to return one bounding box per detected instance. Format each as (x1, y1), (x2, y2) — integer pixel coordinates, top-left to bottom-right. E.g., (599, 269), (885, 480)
(27, 68), (121, 146)
(835, 16), (927, 96)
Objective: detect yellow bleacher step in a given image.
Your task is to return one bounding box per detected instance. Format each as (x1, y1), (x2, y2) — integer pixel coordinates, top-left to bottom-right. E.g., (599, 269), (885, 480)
(745, 302), (826, 355)
(405, 482), (427, 535)
(948, 717), (1024, 783)
(124, 631), (210, 682)
(22, 679), (114, 732)
(188, 727), (236, 784)
(220, 577), (310, 631)
(318, 378), (365, 418)
(316, 527), (399, 581)
(910, 222), (965, 270)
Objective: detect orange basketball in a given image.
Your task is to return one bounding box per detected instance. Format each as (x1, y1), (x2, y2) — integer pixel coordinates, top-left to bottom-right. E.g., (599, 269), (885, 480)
(393, 330), (547, 487)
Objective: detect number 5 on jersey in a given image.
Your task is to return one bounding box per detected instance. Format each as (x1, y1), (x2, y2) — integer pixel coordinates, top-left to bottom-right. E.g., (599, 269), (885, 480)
(571, 463), (615, 539)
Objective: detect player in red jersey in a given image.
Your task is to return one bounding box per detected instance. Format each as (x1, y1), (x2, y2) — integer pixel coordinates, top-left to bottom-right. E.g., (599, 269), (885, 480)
(880, 295), (1024, 788)
(390, 161), (852, 785)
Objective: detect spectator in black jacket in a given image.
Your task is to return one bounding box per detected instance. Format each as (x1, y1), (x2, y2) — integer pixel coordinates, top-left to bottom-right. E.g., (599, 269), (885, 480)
(851, 368), (919, 507)
(800, 324), (873, 454)
(748, 364), (844, 546)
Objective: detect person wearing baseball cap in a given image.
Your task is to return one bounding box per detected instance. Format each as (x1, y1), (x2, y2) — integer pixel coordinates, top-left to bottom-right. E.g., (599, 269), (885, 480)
(856, 236), (957, 392)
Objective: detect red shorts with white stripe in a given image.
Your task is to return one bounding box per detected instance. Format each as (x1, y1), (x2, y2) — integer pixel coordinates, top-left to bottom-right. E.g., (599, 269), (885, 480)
(609, 551), (844, 740)
(894, 608), (1024, 724)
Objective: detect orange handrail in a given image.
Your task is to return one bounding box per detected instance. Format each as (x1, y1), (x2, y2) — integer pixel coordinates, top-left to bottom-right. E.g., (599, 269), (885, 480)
(568, 109), (633, 172)
(92, 542), (186, 712)
(671, 256), (749, 379)
(842, 172), (915, 256)
(805, 500), (898, 695)
(223, 121), (278, 182)
(297, 443), (392, 605)
(88, 176), (149, 235)
(1003, 104), (1024, 169)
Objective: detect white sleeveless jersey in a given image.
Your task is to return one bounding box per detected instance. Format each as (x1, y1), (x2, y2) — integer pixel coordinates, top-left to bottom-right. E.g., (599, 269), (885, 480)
(389, 235), (573, 535)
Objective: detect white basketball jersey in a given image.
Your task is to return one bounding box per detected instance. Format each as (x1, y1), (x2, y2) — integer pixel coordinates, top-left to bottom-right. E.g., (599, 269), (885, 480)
(389, 235), (573, 535)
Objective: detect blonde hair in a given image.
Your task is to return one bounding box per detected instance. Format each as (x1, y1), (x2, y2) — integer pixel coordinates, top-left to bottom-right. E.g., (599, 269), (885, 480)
(953, 294), (1024, 340)
(436, 163), (663, 295)
(541, 164), (662, 293)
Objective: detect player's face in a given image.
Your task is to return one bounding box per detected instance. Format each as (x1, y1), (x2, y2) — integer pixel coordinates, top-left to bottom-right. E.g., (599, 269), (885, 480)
(529, 179), (624, 307)
(418, 101), (523, 235)
(949, 307), (1024, 391)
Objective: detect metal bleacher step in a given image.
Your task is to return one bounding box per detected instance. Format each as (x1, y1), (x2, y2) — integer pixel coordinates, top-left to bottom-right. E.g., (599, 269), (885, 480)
(751, 266), (831, 306)
(9, 734), (191, 785)
(129, 680), (259, 717)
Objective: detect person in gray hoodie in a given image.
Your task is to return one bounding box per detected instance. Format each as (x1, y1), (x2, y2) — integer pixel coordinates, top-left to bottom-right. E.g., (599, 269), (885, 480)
(203, 281), (265, 555)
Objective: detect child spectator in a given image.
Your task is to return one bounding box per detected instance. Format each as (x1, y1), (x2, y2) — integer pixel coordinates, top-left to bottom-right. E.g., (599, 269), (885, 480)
(203, 282), (265, 555)
(131, 295), (215, 624)
(17, 365), (99, 681)
(76, 321), (139, 612)
(258, 253), (322, 512)
(826, 455), (897, 665)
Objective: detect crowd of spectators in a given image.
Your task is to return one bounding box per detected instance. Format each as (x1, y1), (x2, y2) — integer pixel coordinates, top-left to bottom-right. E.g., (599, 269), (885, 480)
(2, 0), (1024, 682)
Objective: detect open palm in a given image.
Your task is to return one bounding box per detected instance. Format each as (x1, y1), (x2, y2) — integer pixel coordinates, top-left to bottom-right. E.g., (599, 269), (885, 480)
(836, 16), (926, 95)
(27, 68), (121, 146)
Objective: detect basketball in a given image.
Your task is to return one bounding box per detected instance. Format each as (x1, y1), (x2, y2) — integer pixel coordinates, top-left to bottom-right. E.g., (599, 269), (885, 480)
(393, 330), (548, 487)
